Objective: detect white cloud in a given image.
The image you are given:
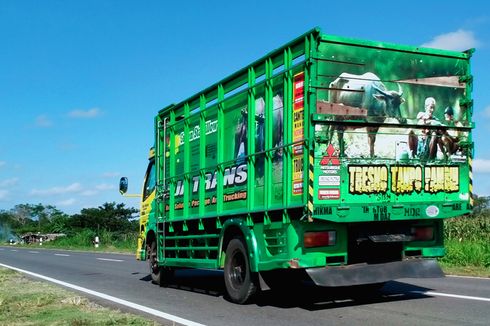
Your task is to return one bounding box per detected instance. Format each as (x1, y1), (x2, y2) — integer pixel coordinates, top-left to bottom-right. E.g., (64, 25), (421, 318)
(30, 182), (83, 196)
(473, 159), (490, 173)
(68, 108), (102, 119)
(102, 172), (120, 178)
(81, 190), (98, 196)
(95, 183), (115, 191)
(421, 29), (479, 51)
(0, 178), (19, 187)
(56, 198), (77, 207)
(0, 189), (8, 200)
(35, 115), (53, 127)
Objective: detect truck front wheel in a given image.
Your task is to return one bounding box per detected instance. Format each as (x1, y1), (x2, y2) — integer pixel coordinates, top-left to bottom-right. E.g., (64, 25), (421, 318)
(148, 241), (161, 284)
(148, 241), (174, 287)
(224, 238), (258, 304)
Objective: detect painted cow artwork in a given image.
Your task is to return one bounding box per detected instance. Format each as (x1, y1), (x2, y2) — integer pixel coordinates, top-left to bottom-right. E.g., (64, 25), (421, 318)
(328, 72), (406, 157)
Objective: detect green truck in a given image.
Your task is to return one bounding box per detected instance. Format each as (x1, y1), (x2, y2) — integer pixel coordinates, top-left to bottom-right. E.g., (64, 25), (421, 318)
(120, 28), (474, 303)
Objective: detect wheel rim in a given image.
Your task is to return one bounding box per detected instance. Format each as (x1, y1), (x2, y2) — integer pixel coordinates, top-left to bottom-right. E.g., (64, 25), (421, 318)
(229, 249), (246, 289)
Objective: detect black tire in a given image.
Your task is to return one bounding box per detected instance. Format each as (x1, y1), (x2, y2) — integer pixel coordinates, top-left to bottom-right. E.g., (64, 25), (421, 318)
(224, 238), (258, 304)
(148, 241), (174, 287)
(148, 241), (161, 285)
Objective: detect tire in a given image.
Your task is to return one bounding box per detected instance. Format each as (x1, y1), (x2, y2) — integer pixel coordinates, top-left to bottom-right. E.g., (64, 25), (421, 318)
(148, 241), (161, 285)
(148, 241), (174, 287)
(224, 238), (258, 304)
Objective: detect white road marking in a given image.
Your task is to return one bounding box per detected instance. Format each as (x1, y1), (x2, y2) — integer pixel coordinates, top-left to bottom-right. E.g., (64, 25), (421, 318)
(96, 258), (124, 262)
(54, 254), (70, 257)
(411, 290), (490, 302)
(447, 275), (490, 281)
(28, 251), (39, 254)
(0, 262), (205, 326)
(10, 250), (18, 252)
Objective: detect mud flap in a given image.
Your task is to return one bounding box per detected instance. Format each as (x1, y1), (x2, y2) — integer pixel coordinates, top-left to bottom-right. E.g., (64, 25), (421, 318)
(306, 259), (444, 287)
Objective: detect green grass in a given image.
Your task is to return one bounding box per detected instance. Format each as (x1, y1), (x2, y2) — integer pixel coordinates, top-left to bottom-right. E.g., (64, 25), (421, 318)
(0, 268), (159, 326)
(438, 213), (490, 277)
(439, 238), (490, 277)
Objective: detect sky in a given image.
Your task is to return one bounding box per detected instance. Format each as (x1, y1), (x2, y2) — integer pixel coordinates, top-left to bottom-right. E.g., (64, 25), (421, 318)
(0, 0), (489, 214)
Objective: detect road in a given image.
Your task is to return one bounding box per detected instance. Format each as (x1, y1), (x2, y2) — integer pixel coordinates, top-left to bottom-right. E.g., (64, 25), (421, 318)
(0, 246), (489, 326)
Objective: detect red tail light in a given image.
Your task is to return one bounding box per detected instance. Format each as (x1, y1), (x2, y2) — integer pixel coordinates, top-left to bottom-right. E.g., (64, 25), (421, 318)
(411, 226), (434, 241)
(304, 231), (336, 248)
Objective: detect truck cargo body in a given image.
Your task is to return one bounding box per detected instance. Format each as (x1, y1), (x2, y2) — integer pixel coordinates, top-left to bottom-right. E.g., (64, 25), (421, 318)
(142, 28), (473, 303)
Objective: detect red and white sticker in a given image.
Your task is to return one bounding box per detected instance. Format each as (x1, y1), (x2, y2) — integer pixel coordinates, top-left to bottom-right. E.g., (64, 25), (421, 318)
(318, 189), (340, 200)
(293, 181), (303, 195)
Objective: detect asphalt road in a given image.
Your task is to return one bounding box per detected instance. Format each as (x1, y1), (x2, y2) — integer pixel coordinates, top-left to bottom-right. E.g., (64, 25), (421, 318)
(1, 246), (489, 326)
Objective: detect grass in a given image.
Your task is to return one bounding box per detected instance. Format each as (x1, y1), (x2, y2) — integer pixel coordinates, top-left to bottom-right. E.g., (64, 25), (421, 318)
(438, 213), (490, 277)
(439, 238), (490, 277)
(0, 268), (159, 326)
(439, 263), (490, 278)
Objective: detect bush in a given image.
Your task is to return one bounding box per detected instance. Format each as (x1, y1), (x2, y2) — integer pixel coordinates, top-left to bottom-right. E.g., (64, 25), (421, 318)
(44, 228), (138, 252)
(47, 229), (96, 248)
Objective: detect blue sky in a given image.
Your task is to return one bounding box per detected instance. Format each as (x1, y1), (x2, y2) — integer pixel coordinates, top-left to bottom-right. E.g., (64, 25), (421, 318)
(1, 0), (489, 214)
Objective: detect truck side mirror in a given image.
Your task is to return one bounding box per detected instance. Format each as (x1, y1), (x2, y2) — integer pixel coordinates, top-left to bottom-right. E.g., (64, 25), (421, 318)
(119, 177), (128, 195)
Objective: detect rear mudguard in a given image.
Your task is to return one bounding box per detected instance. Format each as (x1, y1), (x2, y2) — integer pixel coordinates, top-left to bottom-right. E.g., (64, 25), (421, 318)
(305, 259), (444, 287)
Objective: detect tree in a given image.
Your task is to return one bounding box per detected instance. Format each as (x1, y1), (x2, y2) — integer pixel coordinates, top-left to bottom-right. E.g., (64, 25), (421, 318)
(47, 213), (70, 233)
(1, 204), (69, 234)
(68, 202), (138, 233)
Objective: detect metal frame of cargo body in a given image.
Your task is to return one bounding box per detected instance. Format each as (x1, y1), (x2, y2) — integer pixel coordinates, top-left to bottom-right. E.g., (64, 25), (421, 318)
(153, 28), (320, 270)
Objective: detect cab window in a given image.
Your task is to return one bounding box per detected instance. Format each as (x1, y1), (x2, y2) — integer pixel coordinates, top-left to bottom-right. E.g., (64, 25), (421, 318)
(143, 159), (156, 201)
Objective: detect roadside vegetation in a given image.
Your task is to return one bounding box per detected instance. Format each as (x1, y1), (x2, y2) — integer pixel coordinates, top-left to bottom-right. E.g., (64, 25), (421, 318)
(440, 195), (490, 277)
(0, 202), (137, 253)
(0, 267), (159, 325)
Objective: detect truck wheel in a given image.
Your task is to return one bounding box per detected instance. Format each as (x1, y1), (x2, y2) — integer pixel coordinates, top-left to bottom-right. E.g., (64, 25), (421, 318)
(148, 241), (174, 287)
(224, 238), (258, 304)
(148, 241), (161, 285)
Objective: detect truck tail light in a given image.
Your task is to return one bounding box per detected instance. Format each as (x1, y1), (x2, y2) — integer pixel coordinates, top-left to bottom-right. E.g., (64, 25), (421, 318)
(304, 231), (336, 248)
(411, 226), (434, 241)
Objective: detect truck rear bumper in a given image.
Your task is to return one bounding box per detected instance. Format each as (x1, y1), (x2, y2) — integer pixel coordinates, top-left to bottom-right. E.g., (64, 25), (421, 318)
(305, 259), (443, 287)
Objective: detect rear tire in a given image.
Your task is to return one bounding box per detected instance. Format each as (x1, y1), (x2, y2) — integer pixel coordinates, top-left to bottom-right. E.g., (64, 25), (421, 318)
(224, 238), (258, 304)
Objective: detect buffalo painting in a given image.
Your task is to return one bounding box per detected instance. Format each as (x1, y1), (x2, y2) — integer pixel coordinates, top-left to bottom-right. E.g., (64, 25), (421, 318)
(327, 72), (406, 157)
